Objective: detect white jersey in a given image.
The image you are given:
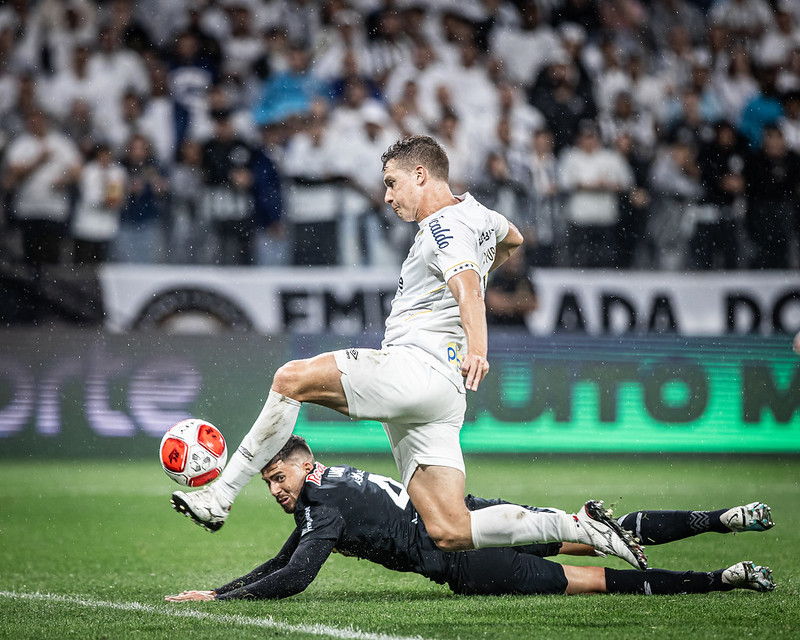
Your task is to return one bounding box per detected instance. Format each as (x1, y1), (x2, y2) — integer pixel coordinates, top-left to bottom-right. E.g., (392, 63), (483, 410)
(382, 192), (510, 390)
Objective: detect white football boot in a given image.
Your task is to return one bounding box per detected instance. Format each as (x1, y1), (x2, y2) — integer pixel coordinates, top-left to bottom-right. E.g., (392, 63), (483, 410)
(722, 561), (776, 592)
(576, 500), (648, 570)
(721, 502), (775, 532)
(171, 486), (231, 532)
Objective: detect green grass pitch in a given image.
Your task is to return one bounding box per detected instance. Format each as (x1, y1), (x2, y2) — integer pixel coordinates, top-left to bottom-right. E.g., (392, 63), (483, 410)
(1, 455), (798, 639)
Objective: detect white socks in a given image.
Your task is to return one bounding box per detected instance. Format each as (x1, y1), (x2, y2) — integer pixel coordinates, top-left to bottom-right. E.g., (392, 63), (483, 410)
(470, 504), (592, 548)
(212, 390), (301, 505)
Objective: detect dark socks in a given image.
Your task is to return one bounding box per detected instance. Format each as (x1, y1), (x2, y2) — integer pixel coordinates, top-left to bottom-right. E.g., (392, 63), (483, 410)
(605, 567), (733, 595)
(617, 509), (729, 545)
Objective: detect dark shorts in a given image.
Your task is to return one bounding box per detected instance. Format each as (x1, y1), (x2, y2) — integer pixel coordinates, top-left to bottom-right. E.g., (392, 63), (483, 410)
(447, 545), (568, 596)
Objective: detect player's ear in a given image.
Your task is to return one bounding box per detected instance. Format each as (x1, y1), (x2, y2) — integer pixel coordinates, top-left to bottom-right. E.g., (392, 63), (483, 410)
(415, 164), (426, 185)
(302, 460), (314, 474)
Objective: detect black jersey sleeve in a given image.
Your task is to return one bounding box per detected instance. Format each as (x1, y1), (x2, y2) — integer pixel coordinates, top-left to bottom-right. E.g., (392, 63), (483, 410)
(215, 502), (345, 601)
(215, 536), (337, 600)
(215, 528), (302, 596)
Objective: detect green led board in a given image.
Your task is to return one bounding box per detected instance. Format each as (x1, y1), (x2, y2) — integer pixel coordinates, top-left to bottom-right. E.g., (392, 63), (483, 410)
(1, 331), (798, 457)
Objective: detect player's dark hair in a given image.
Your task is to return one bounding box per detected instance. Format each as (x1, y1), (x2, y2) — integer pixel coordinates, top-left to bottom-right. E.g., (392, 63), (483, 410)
(263, 434), (314, 471)
(381, 134), (449, 181)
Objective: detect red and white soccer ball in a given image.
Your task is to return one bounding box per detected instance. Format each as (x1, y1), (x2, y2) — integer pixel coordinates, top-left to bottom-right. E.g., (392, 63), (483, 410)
(160, 419), (227, 487)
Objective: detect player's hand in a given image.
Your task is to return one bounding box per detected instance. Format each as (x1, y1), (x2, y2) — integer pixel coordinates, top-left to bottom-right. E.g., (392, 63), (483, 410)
(461, 353), (489, 391)
(164, 590), (216, 602)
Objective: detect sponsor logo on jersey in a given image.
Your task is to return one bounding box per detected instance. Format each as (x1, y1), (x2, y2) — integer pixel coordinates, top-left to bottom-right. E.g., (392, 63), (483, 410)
(478, 229), (494, 246)
(446, 342), (463, 371)
(351, 469), (365, 485)
(428, 217), (453, 249)
(301, 506), (313, 535)
(345, 348), (359, 360)
(305, 461), (328, 486)
(237, 445), (254, 462)
(327, 466), (346, 478)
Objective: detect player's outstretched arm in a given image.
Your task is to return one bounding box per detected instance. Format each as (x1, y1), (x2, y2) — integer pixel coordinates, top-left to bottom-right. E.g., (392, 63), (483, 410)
(448, 270), (489, 391)
(213, 537), (336, 600)
(165, 590), (216, 601)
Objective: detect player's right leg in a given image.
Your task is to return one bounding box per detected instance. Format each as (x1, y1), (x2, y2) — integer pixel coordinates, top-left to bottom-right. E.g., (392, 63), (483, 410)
(407, 466), (647, 569)
(172, 352), (348, 532)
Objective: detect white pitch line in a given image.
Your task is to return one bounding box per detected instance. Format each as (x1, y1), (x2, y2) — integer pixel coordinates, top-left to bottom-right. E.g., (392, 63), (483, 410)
(0, 591), (429, 640)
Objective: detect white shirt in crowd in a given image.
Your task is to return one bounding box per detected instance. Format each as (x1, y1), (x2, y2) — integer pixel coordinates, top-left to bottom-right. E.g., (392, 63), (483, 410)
(5, 130), (81, 221)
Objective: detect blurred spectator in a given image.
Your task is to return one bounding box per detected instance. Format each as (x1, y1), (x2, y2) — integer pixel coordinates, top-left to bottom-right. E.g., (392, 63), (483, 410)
(219, 1), (264, 82)
(85, 26), (149, 146)
(485, 247), (538, 327)
(70, 143), (126, 264)
(3, 109), (82, 268)
(138, 60), (181, 168)
(558, 120), (634, 268)
(528, 52), (597, 153)
(779, 90), (800, 152)
(613, 130), (652, 269)
(756, 5), (799, 68)
(715, 46), (760, 125)
(330, 104), (400, 266)
(664, 60), (726, 138)
(709, 0), (775, 43)
(598, 90), (656, 156)
(166, 30), (219, 141)
(494, 80), (544, 149)
(281, 109), (342, 266)
(648, 133), (703, 270)
(490, 0), (560, 86)
(199, 109), (257, 265)
(743, 125), (800, 269)
(739, 63), (784, 148)
(525, 128), (562, 267)
(694, 121), (747, 270)
(112, 133), (168, 263)
(38, 43), (98, 125)
(251, 126), (287, 267)
(168, 139), (203, 264)
(649, 0), (706, 50)
(252, 42), (329, 127)
(472, 116), (531, 241)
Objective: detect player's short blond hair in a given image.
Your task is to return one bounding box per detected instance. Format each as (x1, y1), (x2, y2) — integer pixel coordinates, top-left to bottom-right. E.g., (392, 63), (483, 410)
(381, 135), (450, 182)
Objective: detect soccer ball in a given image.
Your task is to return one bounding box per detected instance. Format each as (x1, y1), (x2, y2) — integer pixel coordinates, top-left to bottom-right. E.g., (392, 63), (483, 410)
(160, 418), (227, 487)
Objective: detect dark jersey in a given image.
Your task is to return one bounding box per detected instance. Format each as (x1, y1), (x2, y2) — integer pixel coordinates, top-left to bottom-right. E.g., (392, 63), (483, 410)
(215, 463), (566, 600)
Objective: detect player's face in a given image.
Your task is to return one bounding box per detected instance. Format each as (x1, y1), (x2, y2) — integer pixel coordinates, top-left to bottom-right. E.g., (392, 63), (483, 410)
(383, 160), (422, 223)
(261, 458), (313, 513)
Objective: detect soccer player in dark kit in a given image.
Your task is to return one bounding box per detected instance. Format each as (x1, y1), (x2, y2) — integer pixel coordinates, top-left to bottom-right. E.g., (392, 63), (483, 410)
(166, 436), (775, 601)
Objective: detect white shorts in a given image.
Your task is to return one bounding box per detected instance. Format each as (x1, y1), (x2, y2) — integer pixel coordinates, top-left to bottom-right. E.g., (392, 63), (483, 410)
(333, 346), (467, 486)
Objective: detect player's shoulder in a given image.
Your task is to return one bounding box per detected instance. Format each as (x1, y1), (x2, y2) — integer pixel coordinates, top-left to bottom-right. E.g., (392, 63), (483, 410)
(302, 463), (367, 495)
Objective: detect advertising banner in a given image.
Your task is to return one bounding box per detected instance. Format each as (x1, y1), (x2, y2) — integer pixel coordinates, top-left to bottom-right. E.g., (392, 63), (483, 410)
(1, 331), (798, 458)
(99, 266), (800, 336)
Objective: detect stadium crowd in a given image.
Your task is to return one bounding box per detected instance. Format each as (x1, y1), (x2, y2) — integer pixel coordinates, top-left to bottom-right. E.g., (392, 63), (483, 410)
(1, 0), (800, 271)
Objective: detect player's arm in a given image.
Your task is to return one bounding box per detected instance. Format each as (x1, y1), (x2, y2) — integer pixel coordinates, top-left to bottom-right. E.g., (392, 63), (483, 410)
(214, 536), (336, 600)
(488, 222), (524, 273)
(214, 528), (302, 595)
(448, 269), (489, 391)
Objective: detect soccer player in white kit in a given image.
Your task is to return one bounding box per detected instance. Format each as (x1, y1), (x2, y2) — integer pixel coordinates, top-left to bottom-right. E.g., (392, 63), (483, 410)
(172, 135), (647, 569)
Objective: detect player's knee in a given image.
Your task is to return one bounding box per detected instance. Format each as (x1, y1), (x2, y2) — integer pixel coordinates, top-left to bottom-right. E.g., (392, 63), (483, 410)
(426, 523), (471, 552)
(272, 360), (306, 397)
